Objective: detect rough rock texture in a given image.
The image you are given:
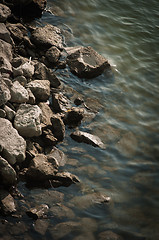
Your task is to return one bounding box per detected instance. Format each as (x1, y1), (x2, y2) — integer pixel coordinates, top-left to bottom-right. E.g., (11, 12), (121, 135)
(0, 190), (16, 215)
(0, 79), (11, 106)
(14, 104), (42, 137)
(98, 230), (124, 240)
(51, 115), (65, 142)
(38, 102), (54, 126)
(45, 46), (61, 64)
(0, 118), (26, 165)
(0, 3), (11, 22)
(50, 204), (75, 220)
(7, 23), (28, 42)
(70, 131), (105, 148)
(31, 24), (63, 49)
(67, 46), (110, 78)
(51, 92), (70, 113)
(64, 107), (84, 126)
(10, 81), (29, 103)
(47, 147), (67, 167)
(4, 105), (15, 121)
(0, 23), (12, 44)
(26, 80), (50, 102)
(26, 204), (49, 220)
(0, 156), (17, 186)
(0, 39), (12, 61)
(21, 62), (35, 79)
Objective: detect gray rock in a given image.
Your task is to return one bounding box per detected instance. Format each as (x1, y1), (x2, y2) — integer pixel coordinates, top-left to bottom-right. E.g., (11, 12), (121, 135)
(21, 61), (34, 79)
(0, 55), (12, 74)
(26, 204), (49, 220)
(14, 75), (27, 86)
(0, 156), (17, 186)
(0, 23), (12, 44)
(70, 130), (105, 148)
(4, 105), (15, 121)
(53, 171), (80, 186)
(47, 147), (67, 167)
(0, 3), (11, 22)
(31, 24), (63, 49)
(51, 92), (70, 113)
(27, 88), (36, 104)
(0, 79), (11, 106)
(0, 118), (26, 165)
(98, 231), (124, 240)
(13, 66), (23, 78)
(0, 190), (16, 215)
(45, 46), (61, 64)
(14, 104), (42, 137)
(0, 108), (6, 118)
(50, 204), (75, 220)
(26, 80), (50, 102)
(0, 39), (12, 61)
(10, 81), (29, 103)
(38, 102), (54, 126)
(51, 115), (65, 141)
(33, 219), (49, 236)
(7, 23), (27, 42)
(67, 46), (110, 78)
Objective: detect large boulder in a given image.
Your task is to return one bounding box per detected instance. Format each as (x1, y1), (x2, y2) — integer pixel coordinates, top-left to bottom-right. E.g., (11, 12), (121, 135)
(0, 156), (17, 186)
(14, 104), (42, 137)
(10, 80), (29, 103)
(67, 46), (110, 78)
(0, 3), (11, 22)
(31, 24), (63, 50)
(0, 79), (11, 106)
(0, 118), (26, 165)
(26, 80), (50, 102)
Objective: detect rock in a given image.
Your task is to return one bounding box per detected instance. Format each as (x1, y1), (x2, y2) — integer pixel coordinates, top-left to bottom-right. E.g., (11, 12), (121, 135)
(12, 56), (27, 68)
(0, 23), (12, 44)
(51, 92), (70, 113)
(0, 55), (12, 74)
(26, 204), (49, 220)
(33, 219), (49, 235)
(73, 232), (95, 240)
(0, 79), (11, 106)
(74, 97), (84, 106)
(0, 3), (11, 22)
(0, 190), (16, 215)
(42, 128), (58, 146)
(47, 147), (67, 167)
(4, 105), (15, 121)
(53, 171), (80, 187)
(98, 231), (123, 240)
(45, 46), (61, 64)
(14, 75), (27, 86)
(31, 24), (63, 50)
(33, 61), (61, 88)
(0, 108), (6, 118)
(27, 88), (36, 104)
(0, 39), (12, 61)
(38, 102), (54, 126)
(10, 81), (29, 103)
(14, 104), (42, 137)
(64, 107), (84, 127)
(21, 61), (35, 79)
(0, 156), (17, 186)
(50, 204), (75, 220)
(26, 80), (50, 102)
(0, 118), (26, 165)
(70, 131), (105, 148)
(7, 23), (27, 42)
(51, 115), (65, 141)
(67, 46), (110, 78)
(13, 66), (23, 78)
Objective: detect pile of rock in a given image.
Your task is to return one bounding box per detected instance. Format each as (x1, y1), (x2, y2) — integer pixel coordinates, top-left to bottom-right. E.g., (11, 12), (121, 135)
(0, 1), (110, 217)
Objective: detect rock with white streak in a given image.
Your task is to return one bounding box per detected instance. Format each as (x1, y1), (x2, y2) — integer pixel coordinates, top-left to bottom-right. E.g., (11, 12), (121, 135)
(10, 81), (29, 103)
(27, 80), (50, 102)
(0, 118), (26, 165)
(0, 156), (17, 186)
(14, 104), (42, 137)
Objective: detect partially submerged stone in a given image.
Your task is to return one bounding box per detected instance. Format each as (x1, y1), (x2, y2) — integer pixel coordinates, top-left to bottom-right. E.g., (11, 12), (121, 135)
(98, 230), (124, 240)
(0, 3), (11, 22)
(26, 204), (49, 220)
(45, 46), (61, 64)
(47, 147), (67, 167)
(51, 92), (70, 113)
(0, 156), (17, 186)
(14, 104), (42, 137)
(70, 130), (105, 148)
(0, 118), (26, 165)
(67, 46), (110, 78)
(27, 80), (50, 102)
(10, 81), (29, 103)
(64, 107), (84, 127)
(0, 190), (16, 215)
(51, 115), (65, 142)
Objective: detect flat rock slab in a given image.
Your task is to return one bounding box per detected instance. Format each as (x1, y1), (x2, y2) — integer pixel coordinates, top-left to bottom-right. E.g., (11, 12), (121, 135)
(14, 104), (42, 137)
(70, 130), (105, 149)
(27, 80), (50, 102)
(67, 46), (110, 78)
(31, 24), (63, 49)
(0, 118), (26, 165)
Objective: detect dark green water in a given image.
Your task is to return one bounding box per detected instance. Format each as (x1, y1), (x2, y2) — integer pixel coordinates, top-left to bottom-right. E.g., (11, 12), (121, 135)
(2, 1), (159, 239)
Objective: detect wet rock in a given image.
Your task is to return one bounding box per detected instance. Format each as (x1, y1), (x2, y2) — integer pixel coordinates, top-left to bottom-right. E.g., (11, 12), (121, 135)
(73, 232), (95, 240)
(67, 46), (110, 78)
(98, 231), (123, 240)
(14, 104), (42, 137)
(0, 79), (11, 106)
(31, 189), (64, 205)
(70, 130), (105, 148)
(38, 102), (54, 126)
(64, 107), (84, 127)
(0, 23), (12, 44)
(10, 81), (29, 103)
(31, 24), (63, 50)
(42, 128), (58, 146)
(0, 118), (26, 165)
(0, 3), (11, 22)
(0, 156), (17, 186)
(47, 147), (67, 167)
(33, 61), (61, 88)
(33, 219), (49, 235)
(51, 115), (65, 142)
(50, 203), (75, 219)
(7, 23), (27, 43)
(45, 46), (61, 65)
(0, 190), (16, 215)
(53, 171), (80, 187)
(26, 80), (50, 102)
(74, 97), (84, 106)
(51, 92), (70, 113)
(26, 204), (49, 220)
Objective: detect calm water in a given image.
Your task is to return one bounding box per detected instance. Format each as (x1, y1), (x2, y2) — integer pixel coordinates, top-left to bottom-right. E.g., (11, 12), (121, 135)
(3, 0), (159, 239)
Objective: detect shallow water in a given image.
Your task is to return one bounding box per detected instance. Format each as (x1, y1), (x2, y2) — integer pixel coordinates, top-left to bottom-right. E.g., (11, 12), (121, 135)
(2, 0), (159, 239)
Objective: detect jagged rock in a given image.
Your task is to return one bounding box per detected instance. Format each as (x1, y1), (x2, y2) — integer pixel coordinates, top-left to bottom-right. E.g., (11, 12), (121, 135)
(7, 23), (27, 42)
(45, 46), (61, 64)
(33, 61), (61, 88)
(38, 102), (54, 126)
(0, 118), (26, 165)
(0, 190), (16, 215)
(14, 104), (42, 137)
(31, 24), (63, 50)
(21, 61), (35, 79)
(70, 130), (105, 148)
(0, 79), (11, 106)
(0, 39), (12, 61)
(53, 171), (80, 187)
(27, 88), (36, 104)
(26, 204), (49, 220)
(26, 80), (50, 102)
(47, 147), (67, 167)
(0, 3), (11, 22)
(4, 105), (15, 121)
(0, 23), (12, 44)
(51, 115), (65, 141)
(98, 231), (124, 240)
(74, 97), (84, 106)
(64, 107), (84, 127)
(0, 156), (17, 186)
(42, 128), (58, 146)
(51, 92), (70, 113)
(67, 46), (110, 78)
(10, 81), (29, 103)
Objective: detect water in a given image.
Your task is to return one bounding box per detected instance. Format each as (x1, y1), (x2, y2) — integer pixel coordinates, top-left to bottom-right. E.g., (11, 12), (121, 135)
(2, 0), (159, 239)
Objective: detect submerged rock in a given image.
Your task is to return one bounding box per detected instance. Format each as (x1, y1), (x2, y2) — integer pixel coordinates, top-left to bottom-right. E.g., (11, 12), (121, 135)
(70, 130), (105, 148)
(98, 230), (123, 240)
(26, 204), (49, 220)
(0, 118), (26, 165)
(47, 147), (67, 167)
(67, 46), (110, 78)
(0, 156), (17, 186)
